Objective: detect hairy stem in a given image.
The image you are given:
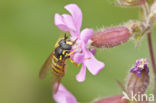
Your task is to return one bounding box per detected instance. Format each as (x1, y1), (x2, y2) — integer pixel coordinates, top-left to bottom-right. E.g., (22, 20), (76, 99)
(147, 31), (156, 97)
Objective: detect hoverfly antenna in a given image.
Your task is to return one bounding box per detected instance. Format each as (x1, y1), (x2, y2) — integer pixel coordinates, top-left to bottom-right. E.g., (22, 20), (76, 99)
(64, 33), (68, 40)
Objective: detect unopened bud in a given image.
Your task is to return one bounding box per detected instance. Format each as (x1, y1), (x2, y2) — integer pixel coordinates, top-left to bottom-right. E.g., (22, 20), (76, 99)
(91, 27), (131, 48)
(117, 0), (146, 6)
(125, 59), (150, 101)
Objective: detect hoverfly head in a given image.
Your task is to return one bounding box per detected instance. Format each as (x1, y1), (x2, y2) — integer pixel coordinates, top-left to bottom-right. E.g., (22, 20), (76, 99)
(58, 33), (72, 50)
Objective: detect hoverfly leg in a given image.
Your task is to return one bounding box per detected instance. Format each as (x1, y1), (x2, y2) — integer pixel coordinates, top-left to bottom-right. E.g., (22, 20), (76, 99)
(69, 58), (80, 67)
(66, 48), (78, 57)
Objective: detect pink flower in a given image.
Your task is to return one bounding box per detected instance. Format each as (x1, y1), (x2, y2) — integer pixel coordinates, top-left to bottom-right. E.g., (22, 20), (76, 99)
(53, 84), (77, 103)
(54, 4), (104, 82)
(130, 58), (149, 77)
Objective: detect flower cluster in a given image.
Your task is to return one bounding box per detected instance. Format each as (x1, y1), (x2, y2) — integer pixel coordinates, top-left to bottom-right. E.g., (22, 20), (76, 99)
(130, 58), (149, 77)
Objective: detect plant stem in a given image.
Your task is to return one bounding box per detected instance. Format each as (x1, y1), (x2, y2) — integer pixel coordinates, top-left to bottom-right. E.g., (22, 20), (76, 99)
(147, 31), (156, 97)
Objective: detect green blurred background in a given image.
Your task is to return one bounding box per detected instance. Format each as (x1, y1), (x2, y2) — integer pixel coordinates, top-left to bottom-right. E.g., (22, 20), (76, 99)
(0, 0), (156, 103)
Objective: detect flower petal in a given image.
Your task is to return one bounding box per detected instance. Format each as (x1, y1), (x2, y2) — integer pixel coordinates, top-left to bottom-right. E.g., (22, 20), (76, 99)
(65, 4), (82, 33)
(53, 84), (77, 103)
(72, 53), (84, 63)
(62, 14), (76, 31)
(90, 48), (96, 55)
(80, 28), (93, 44)
(84, 50), (104, 75)
(54, 13), (70, 31)
(76, 64), (86, 82)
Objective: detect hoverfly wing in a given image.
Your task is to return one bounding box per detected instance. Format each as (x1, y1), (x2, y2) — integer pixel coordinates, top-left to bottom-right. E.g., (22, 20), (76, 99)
(39, 52), (53, 79)
(51, 75), (62, 94)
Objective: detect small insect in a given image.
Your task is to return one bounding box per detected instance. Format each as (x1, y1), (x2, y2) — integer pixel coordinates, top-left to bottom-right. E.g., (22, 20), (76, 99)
(39, 34), (77, 93)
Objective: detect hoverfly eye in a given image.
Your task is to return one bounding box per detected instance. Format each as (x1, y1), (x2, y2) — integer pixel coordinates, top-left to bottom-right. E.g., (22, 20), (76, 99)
(55, 47), (63, 58)
(62, 44), (71, 50)
(59, 40), (66, 46)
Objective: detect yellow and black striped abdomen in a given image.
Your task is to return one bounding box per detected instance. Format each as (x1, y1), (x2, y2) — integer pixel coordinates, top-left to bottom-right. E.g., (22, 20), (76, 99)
(51, 55), (66, 77)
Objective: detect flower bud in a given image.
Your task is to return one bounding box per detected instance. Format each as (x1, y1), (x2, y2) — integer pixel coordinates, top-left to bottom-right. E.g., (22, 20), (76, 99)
(117, 0), (146, 6)
(91, 27), (131, 48)
(125, 59), (150, 101)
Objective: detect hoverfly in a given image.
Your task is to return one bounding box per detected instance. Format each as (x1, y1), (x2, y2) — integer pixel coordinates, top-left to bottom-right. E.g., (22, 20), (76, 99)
(39, 34), (77, 93)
